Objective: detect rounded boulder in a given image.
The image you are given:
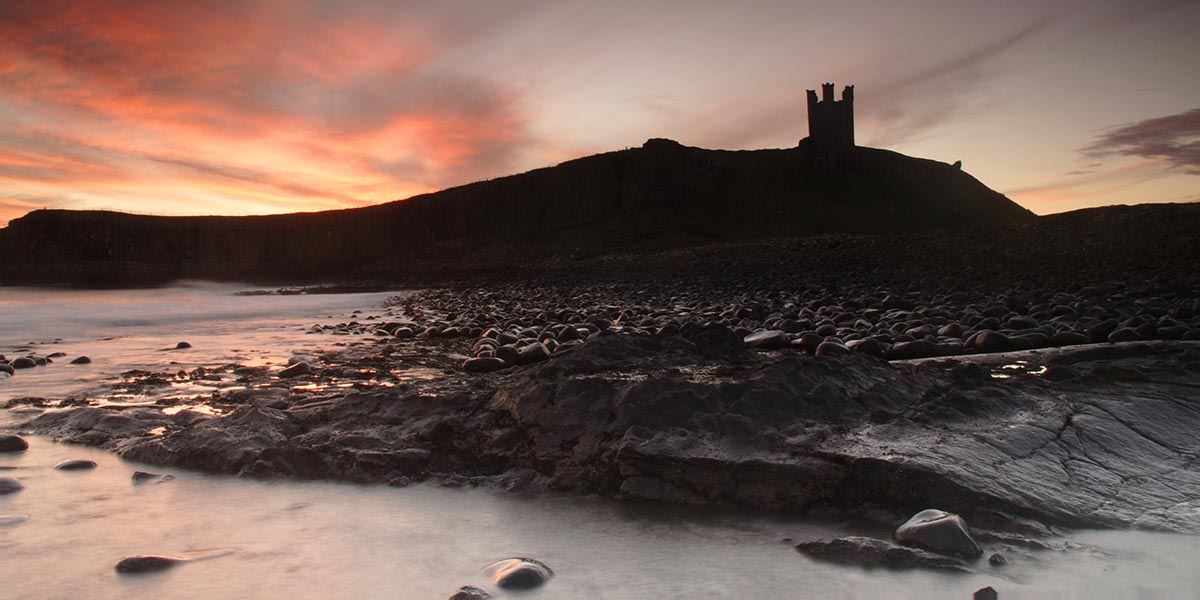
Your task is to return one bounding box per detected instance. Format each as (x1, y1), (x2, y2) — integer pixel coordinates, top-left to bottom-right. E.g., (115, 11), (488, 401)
(489, 558), (553, 590)
(0, 434), (29, 453)
(894, 509), (982, 559)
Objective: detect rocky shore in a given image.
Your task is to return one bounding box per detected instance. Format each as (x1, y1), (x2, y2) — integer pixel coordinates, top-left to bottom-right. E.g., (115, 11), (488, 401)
(9, 275), (1200, 534)
(4, 203), (1200, 589)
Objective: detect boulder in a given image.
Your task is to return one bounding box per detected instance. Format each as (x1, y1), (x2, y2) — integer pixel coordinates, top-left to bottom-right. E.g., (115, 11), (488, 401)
(1050, 331), (1090, 347)
(972, 330), (1010, 353)
(494, 345), (520, 366)
(10, 357), (36, 369)
(974, 587), (999, 600)
(115, 555), (186, 574)
(489, 558), (553, 590)
(517, 342), (553, 365)
(278, 361), (312, 378)
(0, 434), (28, 453)
(175, 341), (192, 350)
(55, 459), (98, 471)
(885, 340), (939, 360)
(894, 509), (982, 558)
(0, 477), (23, 494)
(846, 338), (884, 357)
(1107, 328), (1140, 343)
(463, 357), (506, 373)
(448, 586), (492, 600)
(814, 340), (850, 358)
(70, 356), (92, 364)
(744, 330), (789, 349)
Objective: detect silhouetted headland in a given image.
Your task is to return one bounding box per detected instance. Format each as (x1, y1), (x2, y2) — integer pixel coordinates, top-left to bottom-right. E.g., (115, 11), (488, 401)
(0, 139), (1033, 286)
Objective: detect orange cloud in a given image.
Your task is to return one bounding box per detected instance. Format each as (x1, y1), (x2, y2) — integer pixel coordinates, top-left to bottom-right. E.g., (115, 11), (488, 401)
(0, 0), (541, 224)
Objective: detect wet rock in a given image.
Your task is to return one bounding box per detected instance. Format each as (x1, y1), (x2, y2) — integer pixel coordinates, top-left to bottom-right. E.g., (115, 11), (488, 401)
(0, 477), (23, 494)
(55, 459), (98, 471)
(517, 342), (552, 365)
(886, 339), (939, 360)
(1087, 319), (1120, 343)
(972, 330), (1011, 353)
(1107, 328), (1140, 343)
(115, 555), (186, 574)
(795, 536), (967, 571)
(846, 338), (884, 357)
(0, 434), (28, 453)
(463, 357), (506, 373)
(175, 342), (192, 350)
(0, 515), (29, 526)
(1051, 331), (1089, 346)
(278, 361), (312, 378)
(489, 558), (554, 590)
(744, 330), (788, 349)
(988, 553), (1008, 567)
(10, 357), (36, 369)
(974, 587), (999, 600)
(70, 356), (92, 365)
(814, 340), (850, 358)
(0, 364), (12, 376)
(448, 586), (492, 600)
(494, 345), (519, 366)
(894, 509), (982, 559)
(1007, 316), (1039, 330)
(132, 471), (175, 484)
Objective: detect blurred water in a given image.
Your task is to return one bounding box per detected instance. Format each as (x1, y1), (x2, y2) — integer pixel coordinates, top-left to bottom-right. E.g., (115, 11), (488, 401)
(0, 281), (400, 402)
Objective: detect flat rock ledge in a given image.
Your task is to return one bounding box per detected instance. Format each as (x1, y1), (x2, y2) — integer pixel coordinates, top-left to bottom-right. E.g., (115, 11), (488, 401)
(15, 337), (1200, 533)
(796, 536), (968, 571)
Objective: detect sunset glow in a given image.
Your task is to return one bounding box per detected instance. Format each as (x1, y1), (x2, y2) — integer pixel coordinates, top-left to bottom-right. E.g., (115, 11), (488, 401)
(0, 0), (1197, 225)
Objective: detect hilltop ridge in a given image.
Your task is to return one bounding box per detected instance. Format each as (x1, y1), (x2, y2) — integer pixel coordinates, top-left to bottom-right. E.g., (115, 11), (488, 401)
(0, 140), (1033, 285)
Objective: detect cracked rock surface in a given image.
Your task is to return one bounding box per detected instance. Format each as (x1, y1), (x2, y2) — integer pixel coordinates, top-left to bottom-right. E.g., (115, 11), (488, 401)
(15, 336), (1200, 532)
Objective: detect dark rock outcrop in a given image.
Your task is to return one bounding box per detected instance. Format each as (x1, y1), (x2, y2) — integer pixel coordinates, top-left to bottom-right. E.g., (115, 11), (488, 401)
(20, 338), (1200, 533)
(795, 536), (968, 571)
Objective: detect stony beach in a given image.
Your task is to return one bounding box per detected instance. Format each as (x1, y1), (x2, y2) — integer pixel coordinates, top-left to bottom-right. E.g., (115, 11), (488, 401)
(3, 203), (1200, 590)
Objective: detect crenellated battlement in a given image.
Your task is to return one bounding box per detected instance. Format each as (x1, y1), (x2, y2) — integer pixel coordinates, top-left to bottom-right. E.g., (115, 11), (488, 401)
(804, 82), (854, 148)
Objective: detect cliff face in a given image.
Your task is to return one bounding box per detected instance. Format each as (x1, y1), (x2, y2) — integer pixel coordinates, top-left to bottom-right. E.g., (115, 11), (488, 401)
(0, 140), (1034, 285)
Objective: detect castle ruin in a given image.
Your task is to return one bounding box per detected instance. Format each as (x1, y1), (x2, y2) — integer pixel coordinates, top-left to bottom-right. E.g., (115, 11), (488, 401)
(805, 83), (854, 148)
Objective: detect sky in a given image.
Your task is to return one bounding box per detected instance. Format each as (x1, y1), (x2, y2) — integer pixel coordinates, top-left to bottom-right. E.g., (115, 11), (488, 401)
(0, 0), (1197, 226)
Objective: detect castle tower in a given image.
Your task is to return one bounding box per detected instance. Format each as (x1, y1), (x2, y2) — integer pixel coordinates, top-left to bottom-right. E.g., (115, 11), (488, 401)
(804, 83), (854, 148)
